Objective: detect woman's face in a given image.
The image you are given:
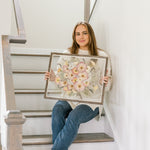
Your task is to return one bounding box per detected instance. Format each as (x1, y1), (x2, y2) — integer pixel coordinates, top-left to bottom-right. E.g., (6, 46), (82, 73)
(75, 25), (90, 50)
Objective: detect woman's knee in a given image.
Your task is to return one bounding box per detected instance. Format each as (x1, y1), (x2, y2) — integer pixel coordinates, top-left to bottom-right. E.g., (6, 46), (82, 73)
(67, 105), (90, 120)
(54, 101), (72, 110)
(74, 105), (93, 115)
(52, 101), (72, 118)
(52, 104), (64, 115)
(67, 105), (98, 124)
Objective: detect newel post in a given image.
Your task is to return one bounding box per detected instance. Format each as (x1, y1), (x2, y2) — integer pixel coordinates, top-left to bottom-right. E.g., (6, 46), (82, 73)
(4, 110), (26, 150)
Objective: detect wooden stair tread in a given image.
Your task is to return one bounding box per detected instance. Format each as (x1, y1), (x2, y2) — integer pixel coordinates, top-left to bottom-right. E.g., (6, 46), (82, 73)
(22, 133), (114, 145)
(21, 110), (105, 118)
(11, 53), (50, 57)
(15, 89), (45, 94)
(15, 89), (60, 94)
(22, 110), (52, 112)
(22, 110), (52, 118)
(13, 71), (45, 74)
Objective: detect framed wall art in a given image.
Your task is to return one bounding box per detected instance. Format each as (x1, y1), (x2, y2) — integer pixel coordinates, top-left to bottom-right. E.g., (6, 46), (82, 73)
(44, 52), (108, 105)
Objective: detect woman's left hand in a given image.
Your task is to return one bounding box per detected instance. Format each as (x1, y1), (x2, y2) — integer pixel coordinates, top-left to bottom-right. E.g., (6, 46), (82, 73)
(100, 76), (109, 86)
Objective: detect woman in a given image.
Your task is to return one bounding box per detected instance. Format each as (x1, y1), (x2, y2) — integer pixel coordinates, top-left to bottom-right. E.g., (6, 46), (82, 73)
(45, 21), (112, 150)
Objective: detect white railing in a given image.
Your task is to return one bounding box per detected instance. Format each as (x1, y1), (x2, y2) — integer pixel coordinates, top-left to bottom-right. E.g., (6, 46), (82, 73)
(84, 0), (98, 23)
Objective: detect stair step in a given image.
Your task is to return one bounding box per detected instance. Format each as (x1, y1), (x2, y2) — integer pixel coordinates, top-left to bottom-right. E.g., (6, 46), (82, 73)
(11, 54), (50, 71)
(11, 53), (50, 57)
(11, 48), (61, 71)
(13, 73), (45, 89)
(23, 114), (105, 135)
(13, 75), (58, 90)
(23, 142), (117, 150)
(15, 90), (105, 116)
(22, 110), (52, 118)
(22, 110), (104, 118)
(15, 90), (56, 110)
(22, 110), (105, 135)
(22, 109), (105, 135)
(22, 133), (114, 145)
(10, 47), (62, 55)
(13, 71), (45, 74)
(15, 89), (45, 94)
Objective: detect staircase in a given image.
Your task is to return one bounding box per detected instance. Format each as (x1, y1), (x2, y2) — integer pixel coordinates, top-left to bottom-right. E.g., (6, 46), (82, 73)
(0, 1), (118, 149)
(10, 48), (117, 150)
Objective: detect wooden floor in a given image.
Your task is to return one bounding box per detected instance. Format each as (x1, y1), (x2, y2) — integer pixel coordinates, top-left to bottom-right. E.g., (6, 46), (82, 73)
(22, 133), (114, 145)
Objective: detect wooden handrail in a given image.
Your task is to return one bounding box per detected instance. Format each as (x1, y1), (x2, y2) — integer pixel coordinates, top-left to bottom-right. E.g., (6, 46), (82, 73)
(9, 0), (26, 44)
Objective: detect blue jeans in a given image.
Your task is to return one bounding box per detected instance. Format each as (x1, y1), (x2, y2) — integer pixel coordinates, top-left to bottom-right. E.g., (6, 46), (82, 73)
(51, 100), (99, 150)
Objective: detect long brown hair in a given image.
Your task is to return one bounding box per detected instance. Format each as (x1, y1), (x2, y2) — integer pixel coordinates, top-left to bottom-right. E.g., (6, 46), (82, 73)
(69, 21), (99, 56)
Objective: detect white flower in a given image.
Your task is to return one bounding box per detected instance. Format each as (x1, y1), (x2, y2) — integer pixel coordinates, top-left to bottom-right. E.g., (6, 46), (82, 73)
(78, 72), (88, 81)
(74, 81), (85, 92)
(77, 62), (87, 72)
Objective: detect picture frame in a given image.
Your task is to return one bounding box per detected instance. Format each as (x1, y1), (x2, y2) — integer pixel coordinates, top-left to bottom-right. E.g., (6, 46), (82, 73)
(44, 52), (108, 105)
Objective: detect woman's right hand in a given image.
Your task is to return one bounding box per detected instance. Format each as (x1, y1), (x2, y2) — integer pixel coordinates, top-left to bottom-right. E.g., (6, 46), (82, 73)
(44, 70), (56, 81)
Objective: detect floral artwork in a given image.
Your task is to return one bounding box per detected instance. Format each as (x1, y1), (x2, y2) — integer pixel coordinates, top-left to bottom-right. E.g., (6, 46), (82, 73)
(45, 53), (108, 105)
(55, 57), (100, 99)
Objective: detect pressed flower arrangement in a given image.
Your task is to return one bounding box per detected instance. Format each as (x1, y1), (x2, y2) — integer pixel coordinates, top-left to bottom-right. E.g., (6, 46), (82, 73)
(54, 56), (101, 99)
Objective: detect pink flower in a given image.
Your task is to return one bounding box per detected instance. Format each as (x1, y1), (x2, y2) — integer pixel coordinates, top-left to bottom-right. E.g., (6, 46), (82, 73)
(68, 71), (75, 79)
(62, 81), (68, 86)
(77, 62), (87, 73)
(64, 73), (69, 78)
(72, 67), (78, 75)
(71, 77), (77, 83)
(74, 81), (85, 92)
(78, 72), (88, 81)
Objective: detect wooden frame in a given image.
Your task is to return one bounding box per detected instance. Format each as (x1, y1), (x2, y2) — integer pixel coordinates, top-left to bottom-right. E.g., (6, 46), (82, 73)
(44, 52), (108, 105)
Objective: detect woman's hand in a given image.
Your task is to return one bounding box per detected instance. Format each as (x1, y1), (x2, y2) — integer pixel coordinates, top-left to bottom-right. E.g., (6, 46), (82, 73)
(44, 70), (56, 81)
(100, 76), (109, 86)
(99, 69), (109, 86)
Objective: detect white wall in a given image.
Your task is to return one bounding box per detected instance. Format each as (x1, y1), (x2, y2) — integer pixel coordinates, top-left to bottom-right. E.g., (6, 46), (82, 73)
(0, 0), (12, 34)
(11, 0), (84, 49)
(90, 0), (150, 150)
